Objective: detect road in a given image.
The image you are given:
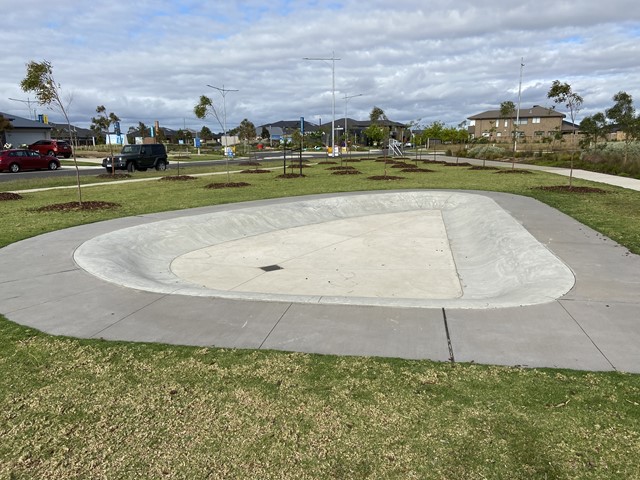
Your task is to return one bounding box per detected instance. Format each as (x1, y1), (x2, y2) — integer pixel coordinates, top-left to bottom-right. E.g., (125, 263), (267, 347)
(0, 150), (338, 183)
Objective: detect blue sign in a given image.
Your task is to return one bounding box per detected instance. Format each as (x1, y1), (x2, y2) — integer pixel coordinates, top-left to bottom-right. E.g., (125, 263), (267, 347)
(300, 116), (304, 134)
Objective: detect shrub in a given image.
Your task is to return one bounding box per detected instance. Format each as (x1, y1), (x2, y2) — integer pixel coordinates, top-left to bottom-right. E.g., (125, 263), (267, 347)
(467, 145), (508, 160)
(581, 142), (640, 178)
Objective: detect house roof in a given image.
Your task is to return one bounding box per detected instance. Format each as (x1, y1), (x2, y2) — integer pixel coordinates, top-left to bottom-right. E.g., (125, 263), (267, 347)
(0, 111), (52, 130)
(257, 120), (320, 132)
(49, 122), (94, 138)
(468, 105), (565, 120)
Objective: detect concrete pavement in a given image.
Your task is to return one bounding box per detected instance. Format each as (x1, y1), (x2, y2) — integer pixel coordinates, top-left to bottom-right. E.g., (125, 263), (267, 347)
(1, 189), (639, 372)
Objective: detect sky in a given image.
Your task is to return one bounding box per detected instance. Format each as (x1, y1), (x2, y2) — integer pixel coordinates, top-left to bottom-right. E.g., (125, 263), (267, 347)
(1, 0), (639, 133)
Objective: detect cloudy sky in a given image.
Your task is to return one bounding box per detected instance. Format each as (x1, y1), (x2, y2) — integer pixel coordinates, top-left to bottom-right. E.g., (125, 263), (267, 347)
(1, 0), (639, 133)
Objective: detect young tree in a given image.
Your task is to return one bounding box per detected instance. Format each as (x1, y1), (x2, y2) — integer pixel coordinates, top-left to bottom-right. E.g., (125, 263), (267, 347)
(606, 91), (639, 164)
(20, 60), (83, 204)
(90, 106), (120, 175)
(237, 118), (256, 154)
(547, 80), (583, 187)
(194, 95), (231, 182)
(579, 112), (608, 149)
(500, 101), (518, 168)
(200, 126), (213, 141)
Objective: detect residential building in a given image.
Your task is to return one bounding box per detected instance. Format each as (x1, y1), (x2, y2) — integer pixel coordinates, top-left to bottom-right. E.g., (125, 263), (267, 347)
(467, 105), (578, 142)
(0, 111), (52, 146)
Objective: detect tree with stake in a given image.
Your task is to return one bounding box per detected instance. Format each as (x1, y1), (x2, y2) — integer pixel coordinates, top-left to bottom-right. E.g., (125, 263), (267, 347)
(500, 100), (517, 168)
(194, 93), (233, 183)
(91, 106), (120, 176)
(21, 60), (83, 204)
(547, 80), (583, 187)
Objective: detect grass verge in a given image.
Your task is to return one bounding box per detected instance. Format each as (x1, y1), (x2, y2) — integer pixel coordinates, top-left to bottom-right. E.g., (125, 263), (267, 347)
(1, 157), (640, 479)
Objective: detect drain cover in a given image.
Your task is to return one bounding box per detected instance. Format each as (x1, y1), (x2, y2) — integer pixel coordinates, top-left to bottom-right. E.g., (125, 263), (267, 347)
(260, 264), (283, 272)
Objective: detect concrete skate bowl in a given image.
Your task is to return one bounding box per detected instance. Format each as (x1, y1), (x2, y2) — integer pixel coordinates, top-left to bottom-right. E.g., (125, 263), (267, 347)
(73, 191), (575, 309)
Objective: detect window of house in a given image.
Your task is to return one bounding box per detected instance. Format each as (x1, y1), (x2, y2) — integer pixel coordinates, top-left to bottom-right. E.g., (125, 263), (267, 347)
(534, 131), (544, 136)
(496, 132), (502, 137)
(517, 119), (528, 125)
(504, 120), (508, 127)
(532, 117), (541, 124)
(469, 120), (476, 126)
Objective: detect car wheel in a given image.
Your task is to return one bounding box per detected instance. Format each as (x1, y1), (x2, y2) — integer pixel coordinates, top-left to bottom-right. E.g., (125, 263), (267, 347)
(47, 150), (55, 157)
(105, 167), (112, 173)
(64, 154), (71, 158)
(127, 162), (135, 173)
(9, 163), (20, 173)
(155, 161), (167, 171)
(48, 161), (59, 170)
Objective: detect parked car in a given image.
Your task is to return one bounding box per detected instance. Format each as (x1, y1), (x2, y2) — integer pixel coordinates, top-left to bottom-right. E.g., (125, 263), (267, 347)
(0, 149), (61, 173)
(28, 139), (73, 158)
(102, 144), (168, 172)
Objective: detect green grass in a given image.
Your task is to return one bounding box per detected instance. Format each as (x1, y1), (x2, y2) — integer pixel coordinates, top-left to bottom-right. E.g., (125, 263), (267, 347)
(1, 157), (640, 479)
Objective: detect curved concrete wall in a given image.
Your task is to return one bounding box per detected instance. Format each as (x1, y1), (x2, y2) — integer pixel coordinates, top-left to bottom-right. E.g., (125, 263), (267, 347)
(73, 191), (575, 308)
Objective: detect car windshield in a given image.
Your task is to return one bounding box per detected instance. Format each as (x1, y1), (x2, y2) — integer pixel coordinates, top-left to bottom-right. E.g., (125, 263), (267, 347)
(121, 145), (141, 154)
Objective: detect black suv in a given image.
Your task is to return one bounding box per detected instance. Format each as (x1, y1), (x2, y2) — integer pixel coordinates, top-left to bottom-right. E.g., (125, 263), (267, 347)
(102, 144), (168, 172)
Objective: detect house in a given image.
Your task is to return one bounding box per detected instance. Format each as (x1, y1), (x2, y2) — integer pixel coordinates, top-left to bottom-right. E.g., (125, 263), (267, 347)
(49, 122), (95, 146)
(0, 111), (52, 146)
(257, 118), (407, 146)
(467, 105), (578, 142)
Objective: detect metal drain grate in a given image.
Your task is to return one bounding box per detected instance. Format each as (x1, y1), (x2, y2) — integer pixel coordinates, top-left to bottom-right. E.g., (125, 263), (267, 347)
(260, 264), (283, 272)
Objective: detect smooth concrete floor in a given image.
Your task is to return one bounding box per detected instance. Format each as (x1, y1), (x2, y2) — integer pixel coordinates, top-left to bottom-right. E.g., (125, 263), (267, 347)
(1, 189), (639, 372)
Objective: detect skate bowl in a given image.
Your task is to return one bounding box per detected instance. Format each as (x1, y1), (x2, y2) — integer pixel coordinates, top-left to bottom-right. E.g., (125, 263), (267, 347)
(73, 191), (575, 309)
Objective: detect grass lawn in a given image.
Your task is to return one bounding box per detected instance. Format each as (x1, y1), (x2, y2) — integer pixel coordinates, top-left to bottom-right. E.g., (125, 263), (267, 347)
(1, 157), (640, 479)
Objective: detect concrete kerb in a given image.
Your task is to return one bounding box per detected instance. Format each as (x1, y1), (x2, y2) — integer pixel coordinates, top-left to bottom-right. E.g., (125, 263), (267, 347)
(1, 189), (639, 372)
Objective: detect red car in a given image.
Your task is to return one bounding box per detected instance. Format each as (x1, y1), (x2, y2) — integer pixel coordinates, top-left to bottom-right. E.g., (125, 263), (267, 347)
(28, 139), (72, 158)
(0, 149), (61, 173)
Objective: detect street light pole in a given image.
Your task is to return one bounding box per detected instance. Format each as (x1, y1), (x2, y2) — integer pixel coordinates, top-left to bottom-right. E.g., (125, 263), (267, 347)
(303, 52), (341, 157)
(207, 84), (238, 182)
(343, 93), (363, 155)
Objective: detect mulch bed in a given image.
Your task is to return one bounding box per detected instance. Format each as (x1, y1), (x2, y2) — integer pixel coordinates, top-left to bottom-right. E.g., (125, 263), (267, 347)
(443, 162), (472, 167)
(241, 169), (272, 174)
(0, 192), (23, 201)
(422, 160), (447, 165)
(276, 174), (306, 179)
(96, 173), (132, 179)
(326, 166), (357, 171)
(317, 161), (338, 165)
(494, 169), (533, 175)
(375, 159), (399, 164)
(34, 201), (120, 212)
(468, 166), (499, 171)
(401, 168), (434, 173)
(332, 170), (362, 175)
(535, 185), (608, 194)
(368, 175), (405, 181)
(159, 175), (197, 181)
(391, 162), (414, 168)
(204, 182), (251, 189)
(343, 158), (362, 163)
(239, 161), (262, 166)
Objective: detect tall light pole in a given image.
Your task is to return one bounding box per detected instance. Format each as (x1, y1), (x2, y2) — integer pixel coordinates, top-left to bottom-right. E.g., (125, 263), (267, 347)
(343, 93), (363, 153)
(207, 84), (238, 182)
(303, 52), (340, 157)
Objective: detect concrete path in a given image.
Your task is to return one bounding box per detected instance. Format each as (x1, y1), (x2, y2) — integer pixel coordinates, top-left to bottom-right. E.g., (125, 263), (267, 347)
(1, 190), (639, 372)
